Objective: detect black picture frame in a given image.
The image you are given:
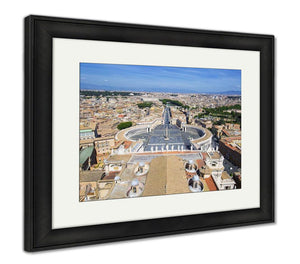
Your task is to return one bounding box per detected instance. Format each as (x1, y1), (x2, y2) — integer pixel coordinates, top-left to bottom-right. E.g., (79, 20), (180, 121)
(24, 15), (275, 252)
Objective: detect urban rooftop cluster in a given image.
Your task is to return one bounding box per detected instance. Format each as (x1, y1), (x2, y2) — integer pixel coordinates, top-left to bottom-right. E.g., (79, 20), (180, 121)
(79, 90), (242, 201)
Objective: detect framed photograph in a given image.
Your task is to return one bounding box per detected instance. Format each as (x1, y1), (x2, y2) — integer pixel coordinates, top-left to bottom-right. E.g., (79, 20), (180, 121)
(24, 15), (274, 251)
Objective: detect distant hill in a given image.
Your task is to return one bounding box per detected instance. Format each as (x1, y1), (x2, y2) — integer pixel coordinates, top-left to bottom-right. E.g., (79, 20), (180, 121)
(220, 90), (241, 95)
(204, 90), (241, 96)
(80, 85), (241, 96)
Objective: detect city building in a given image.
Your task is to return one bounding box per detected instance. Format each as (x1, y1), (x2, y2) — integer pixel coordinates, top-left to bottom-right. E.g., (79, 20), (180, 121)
(196, 118), (213, 129)
(79, 146), (97, 171)
(94, 136), (115, 156)
(80, 129), (95, 140)
(218, 136), (241, 167)
(79, 91), (241, 201)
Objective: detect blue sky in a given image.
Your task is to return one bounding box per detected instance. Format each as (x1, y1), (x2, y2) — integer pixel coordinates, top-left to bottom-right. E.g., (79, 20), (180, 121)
(80, 63), (241, 94)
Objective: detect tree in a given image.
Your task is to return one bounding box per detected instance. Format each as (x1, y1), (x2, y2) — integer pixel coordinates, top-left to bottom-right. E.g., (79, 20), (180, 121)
(214, 119), (225, 125)
(160, 99), (184, 107)
(137, 102), (153, 108)
(117, 121), (133, 130)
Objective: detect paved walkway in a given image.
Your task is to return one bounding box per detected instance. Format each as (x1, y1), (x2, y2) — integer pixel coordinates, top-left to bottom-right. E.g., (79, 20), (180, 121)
(143, 106), (191, 151)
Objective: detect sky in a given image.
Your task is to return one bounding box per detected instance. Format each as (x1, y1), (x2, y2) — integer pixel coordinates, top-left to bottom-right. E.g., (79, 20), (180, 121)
(80, 63), (241, 94)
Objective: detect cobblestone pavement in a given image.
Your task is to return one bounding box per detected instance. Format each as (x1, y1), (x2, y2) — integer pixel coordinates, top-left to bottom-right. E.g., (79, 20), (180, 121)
(143, 106), (190, 151)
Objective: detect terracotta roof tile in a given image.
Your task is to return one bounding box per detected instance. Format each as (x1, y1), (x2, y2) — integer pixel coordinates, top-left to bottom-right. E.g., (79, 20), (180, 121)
(205, 176), (218, 191)
(196, 159), (205, 168)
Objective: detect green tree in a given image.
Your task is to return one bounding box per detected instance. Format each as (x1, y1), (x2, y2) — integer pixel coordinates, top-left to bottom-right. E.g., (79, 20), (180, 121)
(137, 102), (153, 108)
(117, 121), (133, 130)
(160, 99), (184, 107)
(214, 119), (225, 125)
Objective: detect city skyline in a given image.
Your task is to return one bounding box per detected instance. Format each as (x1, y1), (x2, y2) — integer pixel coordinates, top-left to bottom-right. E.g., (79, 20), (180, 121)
(80, 63), (241, 94)
(79, 90), (241, 201)
(79, 63), (242, 201)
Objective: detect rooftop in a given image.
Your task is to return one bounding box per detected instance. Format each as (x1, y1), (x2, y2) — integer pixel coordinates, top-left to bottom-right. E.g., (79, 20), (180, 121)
(205, 176), (218, 191)
(80, 170), (102, 182)
(208, 151), (222, 160)
(80, 129), (93, 133)
(79, 146), (94, 165)
(221, 171), (231, 180)
(142, 155), (190, 197)
(220, 136), (241, 153)
(106, 154), (132, 163)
